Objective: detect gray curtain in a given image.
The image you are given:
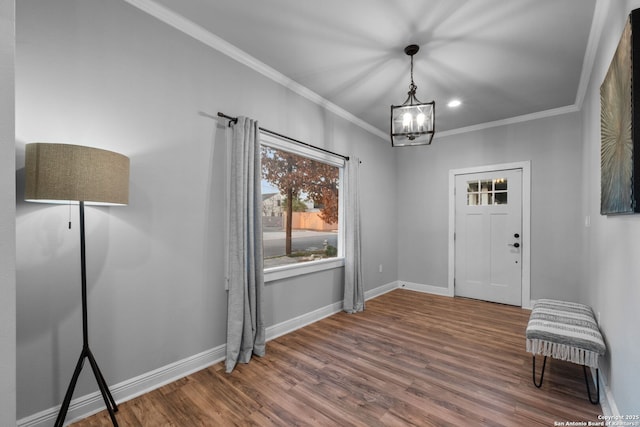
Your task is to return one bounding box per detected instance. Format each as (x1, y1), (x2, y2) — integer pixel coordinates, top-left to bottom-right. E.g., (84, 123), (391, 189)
(225, 116), (265, 373)
(343, 156), (364, 313)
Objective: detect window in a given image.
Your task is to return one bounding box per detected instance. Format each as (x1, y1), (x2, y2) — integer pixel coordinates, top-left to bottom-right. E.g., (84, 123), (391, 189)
(467, 178), (508, 205)
(260, 133), (345, 280)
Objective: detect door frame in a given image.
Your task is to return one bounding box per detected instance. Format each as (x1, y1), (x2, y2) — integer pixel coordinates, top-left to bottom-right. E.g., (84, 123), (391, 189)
(448, 161), (531, 308)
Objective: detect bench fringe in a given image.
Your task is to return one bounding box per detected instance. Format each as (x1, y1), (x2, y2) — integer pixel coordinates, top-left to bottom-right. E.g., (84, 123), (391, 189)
(526, 338), (599, 368)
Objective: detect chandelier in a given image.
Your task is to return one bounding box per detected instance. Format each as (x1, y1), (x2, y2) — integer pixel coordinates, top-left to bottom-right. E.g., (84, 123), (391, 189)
(390, 44), (435, 146)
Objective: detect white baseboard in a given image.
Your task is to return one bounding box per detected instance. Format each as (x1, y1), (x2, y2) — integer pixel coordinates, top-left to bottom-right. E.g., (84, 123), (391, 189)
(17, 345), (226, 427)
(596, 367), (620, 418)
(365, 280), (399, 300)
(265, 300), (343, 341)
(19, 281), (398, 427)
(399, 281), (536, 310)
(265, 280), (400, 341)
(398, 281), (454, 297)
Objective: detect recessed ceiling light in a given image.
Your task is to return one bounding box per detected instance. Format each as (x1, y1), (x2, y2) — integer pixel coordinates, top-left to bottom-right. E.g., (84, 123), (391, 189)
(447, 99), (462, 108)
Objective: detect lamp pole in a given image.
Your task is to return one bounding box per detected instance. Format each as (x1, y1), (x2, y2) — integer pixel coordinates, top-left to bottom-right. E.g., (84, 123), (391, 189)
(54, 201), (119, 427)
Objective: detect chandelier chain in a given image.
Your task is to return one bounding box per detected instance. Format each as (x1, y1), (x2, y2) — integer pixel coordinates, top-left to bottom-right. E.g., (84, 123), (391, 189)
(410, 54), (416, 93)
(406, 52), (420, 104)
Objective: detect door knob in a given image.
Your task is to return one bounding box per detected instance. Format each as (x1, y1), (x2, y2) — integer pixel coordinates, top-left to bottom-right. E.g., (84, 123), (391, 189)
(512, 242), (520, 248)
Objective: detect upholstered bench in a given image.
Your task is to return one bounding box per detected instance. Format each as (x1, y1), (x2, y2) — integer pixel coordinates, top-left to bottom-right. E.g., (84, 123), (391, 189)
(525, 299), (606, 404)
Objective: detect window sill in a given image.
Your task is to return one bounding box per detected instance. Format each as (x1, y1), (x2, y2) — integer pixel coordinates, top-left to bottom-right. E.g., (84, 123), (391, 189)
(264, 257), (345, 283)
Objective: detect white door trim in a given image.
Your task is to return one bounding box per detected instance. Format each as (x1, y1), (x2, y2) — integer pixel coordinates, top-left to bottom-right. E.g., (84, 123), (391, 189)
(448, 161), (531, 308)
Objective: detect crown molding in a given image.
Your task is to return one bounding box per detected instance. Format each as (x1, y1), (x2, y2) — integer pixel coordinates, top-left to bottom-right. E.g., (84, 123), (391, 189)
(122, 0), (388, 142)
(436, 104), (580, 139)
(574, 0), (608, 109)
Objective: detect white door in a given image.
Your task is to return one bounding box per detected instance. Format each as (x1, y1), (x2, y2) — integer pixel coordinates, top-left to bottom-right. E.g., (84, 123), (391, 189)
(454, 169), (522, 306)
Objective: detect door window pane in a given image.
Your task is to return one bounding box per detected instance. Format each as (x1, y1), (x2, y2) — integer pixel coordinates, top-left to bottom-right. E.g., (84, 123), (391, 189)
(494, 192), (508, 204)
(466, 178), (508, 206)
(494, 178), (507, 191)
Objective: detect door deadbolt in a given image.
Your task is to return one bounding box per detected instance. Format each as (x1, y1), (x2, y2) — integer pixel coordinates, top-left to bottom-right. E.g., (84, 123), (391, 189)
(514, 233), (520, 238)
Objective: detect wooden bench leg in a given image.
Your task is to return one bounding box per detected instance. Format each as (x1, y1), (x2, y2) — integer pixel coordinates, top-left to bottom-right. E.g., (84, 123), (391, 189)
(583, 366), (600, 405)
(532, 355), (547, 388)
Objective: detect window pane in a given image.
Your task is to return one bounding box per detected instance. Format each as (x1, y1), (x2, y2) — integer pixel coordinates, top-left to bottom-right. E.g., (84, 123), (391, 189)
(261, 145), (341, 269)
(467, 181), (479, 193)
(467, 193), (479, 205)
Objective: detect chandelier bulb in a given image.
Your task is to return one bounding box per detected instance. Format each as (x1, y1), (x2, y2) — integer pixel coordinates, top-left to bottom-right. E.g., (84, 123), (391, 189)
(402, 112), (412, 129)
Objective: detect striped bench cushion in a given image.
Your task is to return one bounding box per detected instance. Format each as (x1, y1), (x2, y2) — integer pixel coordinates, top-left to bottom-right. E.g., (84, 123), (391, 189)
(526, 299), (606, 368)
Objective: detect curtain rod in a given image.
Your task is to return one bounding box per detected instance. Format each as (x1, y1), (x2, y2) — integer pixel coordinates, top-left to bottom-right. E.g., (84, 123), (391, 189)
(217, 112), (350, 162)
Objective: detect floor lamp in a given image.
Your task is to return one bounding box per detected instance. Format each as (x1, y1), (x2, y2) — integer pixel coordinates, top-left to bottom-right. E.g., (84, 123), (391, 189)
(25, 143), (130, 427)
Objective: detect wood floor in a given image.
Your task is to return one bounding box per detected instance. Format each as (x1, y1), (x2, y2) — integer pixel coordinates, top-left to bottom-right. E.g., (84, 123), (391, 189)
(72, 290), (602, 426)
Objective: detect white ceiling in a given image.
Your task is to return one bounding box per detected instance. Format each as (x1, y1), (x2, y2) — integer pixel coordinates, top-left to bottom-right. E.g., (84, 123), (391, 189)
(142, 0), (598, 138)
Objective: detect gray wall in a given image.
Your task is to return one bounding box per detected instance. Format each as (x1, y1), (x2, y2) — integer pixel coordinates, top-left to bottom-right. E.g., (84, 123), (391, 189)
(15, 0), (396, 419)
(15, 0), (640, 421)
(1, 0), (16, 425)
(580, 0), (640, 414)
(396, 112), (584, 302)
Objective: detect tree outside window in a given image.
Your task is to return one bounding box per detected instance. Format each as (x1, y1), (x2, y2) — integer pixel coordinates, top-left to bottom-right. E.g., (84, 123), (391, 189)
(261, 145), (340, 268)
